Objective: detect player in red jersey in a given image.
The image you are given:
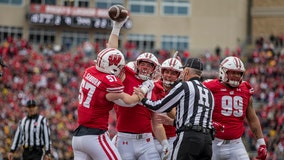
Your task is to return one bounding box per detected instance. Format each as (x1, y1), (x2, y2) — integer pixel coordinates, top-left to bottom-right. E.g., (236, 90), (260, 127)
(113, 52), (170, 160)
(152, 57), (183, 160)
(72, 17), (152, 160)
(203, 56), (267, 160)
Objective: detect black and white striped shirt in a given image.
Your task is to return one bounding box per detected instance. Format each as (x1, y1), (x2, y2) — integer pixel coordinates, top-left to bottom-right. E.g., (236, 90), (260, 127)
(10, 114), (51, 153)
(142, 77), (214, 130)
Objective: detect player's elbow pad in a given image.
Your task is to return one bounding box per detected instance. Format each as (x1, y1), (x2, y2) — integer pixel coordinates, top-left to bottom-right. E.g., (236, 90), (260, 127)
(113, 99), (137, 107)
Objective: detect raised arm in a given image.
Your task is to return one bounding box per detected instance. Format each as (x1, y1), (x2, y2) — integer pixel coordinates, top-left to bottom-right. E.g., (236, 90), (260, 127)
(107, 17), (129, 49)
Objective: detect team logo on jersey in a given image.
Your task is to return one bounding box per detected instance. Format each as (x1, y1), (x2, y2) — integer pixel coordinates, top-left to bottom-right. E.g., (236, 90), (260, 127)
(108, 54), (122, 66)
(229, 91), (234, 95)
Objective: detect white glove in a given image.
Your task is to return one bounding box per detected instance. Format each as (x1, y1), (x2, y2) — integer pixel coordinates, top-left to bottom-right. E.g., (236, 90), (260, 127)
(256, 138), (266, 149)
(161, 140), (170, 160)
(140, 80), (154, 94)
(256, 138), (267, 160)
(113, 16), (129, 28)
(111, 16), (129, 36)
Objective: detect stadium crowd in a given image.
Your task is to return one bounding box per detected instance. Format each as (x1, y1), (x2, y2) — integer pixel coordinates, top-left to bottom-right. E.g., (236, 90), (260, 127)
(0, 34), (283, 160)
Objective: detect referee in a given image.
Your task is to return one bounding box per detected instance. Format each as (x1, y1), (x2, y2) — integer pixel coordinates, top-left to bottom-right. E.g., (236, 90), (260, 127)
(139, 58), (215, 160)
(8, 99), (52, 160)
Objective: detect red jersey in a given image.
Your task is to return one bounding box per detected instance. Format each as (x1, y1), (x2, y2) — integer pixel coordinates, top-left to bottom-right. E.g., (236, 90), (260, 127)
(203, 79), (253, 139)
(114, 66), (161, 133)
(155, 80), (177, 138)
(77, 66), (124, 130)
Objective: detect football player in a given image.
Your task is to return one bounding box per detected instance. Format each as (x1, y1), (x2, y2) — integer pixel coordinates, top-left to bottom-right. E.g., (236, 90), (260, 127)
(113, 52), (170, 160)
(72, 17), (152, 160)
(203, 56), (267, 160)
(152, 57), (183, 160)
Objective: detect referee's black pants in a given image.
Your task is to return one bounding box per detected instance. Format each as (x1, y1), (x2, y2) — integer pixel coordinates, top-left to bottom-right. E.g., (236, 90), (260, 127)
(23, 147), (43, 160)
(171, 130), (212, 160)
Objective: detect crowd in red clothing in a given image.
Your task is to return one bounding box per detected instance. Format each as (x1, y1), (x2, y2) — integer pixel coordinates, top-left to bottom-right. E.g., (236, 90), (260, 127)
(244, 35), (284, 159)
(0, 35), (283, 159)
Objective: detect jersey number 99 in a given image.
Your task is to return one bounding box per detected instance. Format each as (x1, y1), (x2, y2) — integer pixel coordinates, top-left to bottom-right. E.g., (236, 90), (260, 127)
(221, 96), (243, 117)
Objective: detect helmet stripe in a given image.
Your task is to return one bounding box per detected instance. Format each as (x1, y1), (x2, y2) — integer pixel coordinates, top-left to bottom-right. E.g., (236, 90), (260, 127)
(220, 58), (228, 66)
(234, 57), (241, 69)
(146, 52), (152, 59)
(97, 48), (116, 67)
(169, 58), (177, 67)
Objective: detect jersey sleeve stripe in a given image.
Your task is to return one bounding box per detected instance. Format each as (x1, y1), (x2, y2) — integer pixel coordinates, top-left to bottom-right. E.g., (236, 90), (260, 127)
(106, 86), (124, 93)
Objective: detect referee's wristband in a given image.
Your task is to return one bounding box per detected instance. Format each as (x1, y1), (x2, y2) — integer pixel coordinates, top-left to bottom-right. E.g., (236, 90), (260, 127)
(141, 98), (148, 104)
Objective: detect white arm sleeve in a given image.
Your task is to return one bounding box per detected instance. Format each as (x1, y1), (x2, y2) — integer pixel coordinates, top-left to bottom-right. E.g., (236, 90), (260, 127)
(113, 99), (137, 107)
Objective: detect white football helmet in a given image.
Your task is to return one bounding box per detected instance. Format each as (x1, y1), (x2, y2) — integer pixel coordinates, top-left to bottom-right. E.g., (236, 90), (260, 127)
(96, 48), (125, 76)
(219, 56), (245, 87)
(126, 61), (137, 72)
(136, 52), (160, 80)
(161, 58), (183, 87)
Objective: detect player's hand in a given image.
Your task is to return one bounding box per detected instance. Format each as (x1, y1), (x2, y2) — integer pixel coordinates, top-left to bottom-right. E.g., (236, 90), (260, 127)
(255, 138), (267, 160)
(140, 80), (154, 94)
(44, 153), (52, 160)
(113, 16), (129, 29)
(161, 140), (170, 160)
(8, 152), (13, 160)
(256, 145), (267, 160)
(156, 114), (175, 126)
(133, 87), (144, 101)
(212, 121), (224, 132)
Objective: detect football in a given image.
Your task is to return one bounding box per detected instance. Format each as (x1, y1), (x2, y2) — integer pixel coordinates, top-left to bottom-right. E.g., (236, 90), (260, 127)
(108, 5), (128, 22)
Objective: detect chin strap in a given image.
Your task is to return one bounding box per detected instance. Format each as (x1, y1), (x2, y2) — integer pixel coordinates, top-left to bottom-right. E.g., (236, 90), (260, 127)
(137, 73), (151, 81)
(227, 80), (240, 87)
(163, 80), (174, 86)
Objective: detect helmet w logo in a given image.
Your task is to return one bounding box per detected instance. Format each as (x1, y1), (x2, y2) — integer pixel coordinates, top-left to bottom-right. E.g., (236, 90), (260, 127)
(108, 54), (122, 66)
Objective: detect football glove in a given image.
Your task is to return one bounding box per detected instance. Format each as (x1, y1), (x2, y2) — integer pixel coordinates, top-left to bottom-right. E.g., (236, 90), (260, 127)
(256, 138), (267, 160)
(140, 80), (154, 94)
(111, 16), (129, 36)
(161, 140), (170, 160)
(113, 16), (129, 29)
(212, 121), (225, 132)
